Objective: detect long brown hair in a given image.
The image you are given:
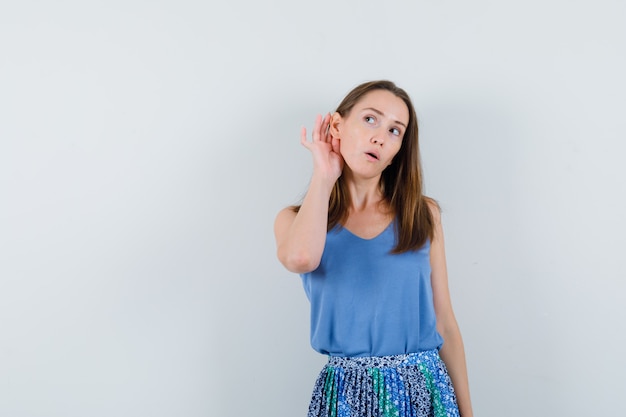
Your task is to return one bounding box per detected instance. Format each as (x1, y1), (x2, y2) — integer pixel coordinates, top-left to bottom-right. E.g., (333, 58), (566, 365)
(298, 80), (436, 253)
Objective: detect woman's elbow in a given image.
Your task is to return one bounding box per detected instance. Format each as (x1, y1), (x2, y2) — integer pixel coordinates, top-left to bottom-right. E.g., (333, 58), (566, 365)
(277, 249), (320, 274)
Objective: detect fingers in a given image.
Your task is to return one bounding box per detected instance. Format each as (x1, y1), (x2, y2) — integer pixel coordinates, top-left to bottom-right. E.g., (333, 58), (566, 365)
(312, 114), (322, 142)
(301, 113), (332, 150)
(322, 113), (331, 143)
(300, 126), (309, 149)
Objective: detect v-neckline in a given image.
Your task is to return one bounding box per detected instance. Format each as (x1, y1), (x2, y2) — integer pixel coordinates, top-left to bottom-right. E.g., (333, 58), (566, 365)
(340, 219), (394, 241)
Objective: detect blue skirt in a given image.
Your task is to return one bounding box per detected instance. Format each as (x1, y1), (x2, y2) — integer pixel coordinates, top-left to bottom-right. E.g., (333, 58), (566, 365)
(307, 349), (459, 417)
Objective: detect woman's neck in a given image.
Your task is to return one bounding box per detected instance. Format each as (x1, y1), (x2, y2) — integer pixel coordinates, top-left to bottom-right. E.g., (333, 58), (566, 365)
(344, 174), (385, 213)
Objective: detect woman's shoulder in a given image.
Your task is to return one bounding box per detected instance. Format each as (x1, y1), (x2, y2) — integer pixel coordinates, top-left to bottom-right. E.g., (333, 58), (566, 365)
(424, 197), (441, 223)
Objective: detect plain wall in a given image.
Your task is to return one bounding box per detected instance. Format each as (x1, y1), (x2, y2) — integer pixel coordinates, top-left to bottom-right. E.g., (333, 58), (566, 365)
(1, 1), (625, 416)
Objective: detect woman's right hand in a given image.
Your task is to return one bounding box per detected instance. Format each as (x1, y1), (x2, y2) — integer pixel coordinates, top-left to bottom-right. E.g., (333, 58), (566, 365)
(301, 113), (344, 184)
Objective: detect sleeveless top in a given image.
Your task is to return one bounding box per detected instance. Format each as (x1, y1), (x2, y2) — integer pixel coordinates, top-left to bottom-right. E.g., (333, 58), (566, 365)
(300, 220), (443, 357)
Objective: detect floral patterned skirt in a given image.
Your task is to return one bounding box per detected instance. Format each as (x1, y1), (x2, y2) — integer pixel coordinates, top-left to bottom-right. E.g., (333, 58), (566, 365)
(307, 349), (459, 417)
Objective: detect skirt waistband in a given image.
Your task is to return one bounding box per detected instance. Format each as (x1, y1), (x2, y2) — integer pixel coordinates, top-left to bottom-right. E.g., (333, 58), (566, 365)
(326, 349), (440, 369)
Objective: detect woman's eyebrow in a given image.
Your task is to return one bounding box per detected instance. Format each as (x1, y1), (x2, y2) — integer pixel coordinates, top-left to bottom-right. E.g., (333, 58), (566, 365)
(362, 107), (407, 129)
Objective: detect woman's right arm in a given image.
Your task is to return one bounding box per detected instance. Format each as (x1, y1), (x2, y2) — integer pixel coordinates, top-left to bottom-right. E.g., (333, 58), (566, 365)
(274, 113), (343, 274)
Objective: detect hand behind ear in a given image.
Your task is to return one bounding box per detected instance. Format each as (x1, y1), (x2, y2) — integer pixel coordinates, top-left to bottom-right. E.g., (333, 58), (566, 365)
(300, 113), (344, 183)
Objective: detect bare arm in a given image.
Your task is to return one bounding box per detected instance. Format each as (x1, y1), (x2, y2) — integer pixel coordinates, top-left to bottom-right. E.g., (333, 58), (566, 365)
(429, 202), (474, 417)
(274, 113), (343, 273)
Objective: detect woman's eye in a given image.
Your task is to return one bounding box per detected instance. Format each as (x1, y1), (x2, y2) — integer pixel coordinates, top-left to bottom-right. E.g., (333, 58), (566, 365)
(390, 128), (401, 136)
(365, 116), (375, 124)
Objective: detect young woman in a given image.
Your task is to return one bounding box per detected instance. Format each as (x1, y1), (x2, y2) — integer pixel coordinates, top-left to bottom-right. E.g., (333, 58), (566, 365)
(274, 80), (473, 417)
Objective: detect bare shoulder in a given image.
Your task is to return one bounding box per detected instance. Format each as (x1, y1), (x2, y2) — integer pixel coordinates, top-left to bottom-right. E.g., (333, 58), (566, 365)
(424, 197), (442, 225)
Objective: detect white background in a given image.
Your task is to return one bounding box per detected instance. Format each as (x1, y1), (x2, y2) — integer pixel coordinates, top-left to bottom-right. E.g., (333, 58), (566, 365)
(1, 1), (625, 416)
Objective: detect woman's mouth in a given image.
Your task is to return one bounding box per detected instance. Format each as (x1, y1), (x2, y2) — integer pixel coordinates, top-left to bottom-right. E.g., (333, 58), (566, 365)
(365, 151), (379, 161)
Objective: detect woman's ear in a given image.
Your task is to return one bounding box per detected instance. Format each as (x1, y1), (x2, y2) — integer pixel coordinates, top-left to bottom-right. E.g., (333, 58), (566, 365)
(329, 112), (342, 138)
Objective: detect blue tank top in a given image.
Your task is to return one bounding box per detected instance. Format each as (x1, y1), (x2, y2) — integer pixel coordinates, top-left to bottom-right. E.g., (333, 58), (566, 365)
(300, 220), (443, 357)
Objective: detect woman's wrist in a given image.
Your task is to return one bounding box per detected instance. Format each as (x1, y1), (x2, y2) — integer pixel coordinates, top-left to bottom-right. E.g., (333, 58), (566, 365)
(310, 171), (339, 194)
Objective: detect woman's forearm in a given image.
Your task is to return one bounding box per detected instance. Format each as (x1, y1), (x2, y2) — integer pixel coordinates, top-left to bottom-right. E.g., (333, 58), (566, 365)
(439, 323), (473, 417)
(276, 174), (334, 273)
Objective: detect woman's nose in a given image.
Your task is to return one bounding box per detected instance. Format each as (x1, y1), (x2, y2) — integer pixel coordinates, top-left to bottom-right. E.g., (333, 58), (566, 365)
(371, 129), (385, 145)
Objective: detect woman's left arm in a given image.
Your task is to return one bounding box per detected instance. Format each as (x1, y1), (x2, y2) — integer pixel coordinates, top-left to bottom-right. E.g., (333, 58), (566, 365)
(428, 201), (474, 417)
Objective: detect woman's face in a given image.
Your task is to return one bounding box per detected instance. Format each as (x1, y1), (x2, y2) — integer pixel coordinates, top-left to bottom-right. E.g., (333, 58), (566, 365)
(331, 89), (409, 180)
